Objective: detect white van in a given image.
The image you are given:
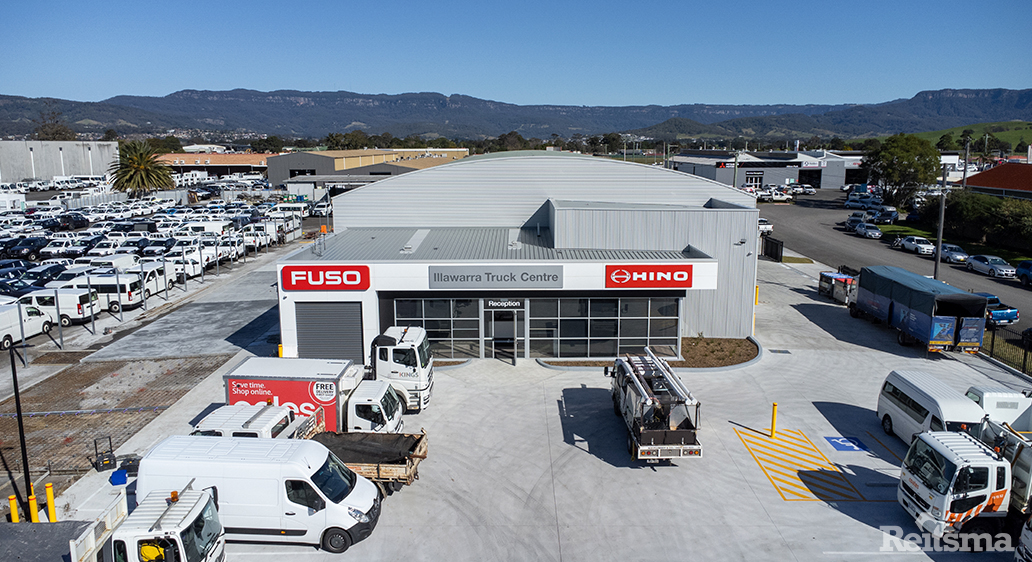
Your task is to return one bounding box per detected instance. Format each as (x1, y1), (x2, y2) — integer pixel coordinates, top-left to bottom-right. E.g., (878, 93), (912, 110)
(90, 253), (141, 272)
(72, 274), (144, 313)
(191, 404), (309, 439)
(182, 221), (233, 236)
(0, 304), (53, 349)
(964, 386), (1032, 426)
(17, 288), (99, 326)
(123, 262), (173, 296)
(270, 203), (309, 218)
(877, 370), (986, 443)
(136, 436), (381, 553)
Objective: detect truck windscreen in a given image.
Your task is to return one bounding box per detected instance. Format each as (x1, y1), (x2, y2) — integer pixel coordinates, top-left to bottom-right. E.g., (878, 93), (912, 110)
(311, 453), (357, 504)
(904, 438), (957, 495)
(179, 497), (221, 562)
(418, 338), (431, 369)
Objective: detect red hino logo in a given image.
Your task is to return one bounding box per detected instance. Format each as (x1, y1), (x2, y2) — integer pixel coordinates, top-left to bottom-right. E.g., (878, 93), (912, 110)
(281, 265), (370, 291)
(606, 265), (692, 288)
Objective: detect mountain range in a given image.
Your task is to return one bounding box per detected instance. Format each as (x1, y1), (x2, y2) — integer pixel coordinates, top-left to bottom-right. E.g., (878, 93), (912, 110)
(1, 88), (1030, 141)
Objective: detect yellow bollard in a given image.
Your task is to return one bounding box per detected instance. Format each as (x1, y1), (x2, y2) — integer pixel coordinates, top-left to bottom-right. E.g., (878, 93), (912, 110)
(277, 344), (283, 358)
(45, 483), (56, 523)
(28, 495), (39, 523)
(755, 285), (759, 305)
(771, 402), (778, 439)
(8, 495), (18, 523)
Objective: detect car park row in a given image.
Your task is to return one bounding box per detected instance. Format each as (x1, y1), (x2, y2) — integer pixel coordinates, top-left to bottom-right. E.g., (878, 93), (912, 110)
(0, 196), (305, 350)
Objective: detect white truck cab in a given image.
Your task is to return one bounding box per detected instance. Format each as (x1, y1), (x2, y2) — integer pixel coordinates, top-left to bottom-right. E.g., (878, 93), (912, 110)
(898, 431), (1009, 538)
(192, 403), (313, 439)
(369, 326), (434, 412)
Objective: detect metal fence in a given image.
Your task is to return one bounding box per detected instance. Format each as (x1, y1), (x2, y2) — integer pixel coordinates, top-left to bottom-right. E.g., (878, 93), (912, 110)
(982, 325), (1032, 376)
(762, 236), (784, 262)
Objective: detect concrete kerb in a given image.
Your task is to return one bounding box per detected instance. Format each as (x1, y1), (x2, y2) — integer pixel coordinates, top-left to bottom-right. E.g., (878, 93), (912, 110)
(535, 338), (765, 372)
(433, 359), (472, 371)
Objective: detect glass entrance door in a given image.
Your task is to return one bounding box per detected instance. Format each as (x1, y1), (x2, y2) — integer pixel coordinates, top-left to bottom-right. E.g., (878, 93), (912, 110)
(484, 309), (524, 359)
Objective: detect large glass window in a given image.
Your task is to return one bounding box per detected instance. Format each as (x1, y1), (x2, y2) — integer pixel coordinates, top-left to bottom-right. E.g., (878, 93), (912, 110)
(528, 296), (679, 359)
(395, 298), (482, 359)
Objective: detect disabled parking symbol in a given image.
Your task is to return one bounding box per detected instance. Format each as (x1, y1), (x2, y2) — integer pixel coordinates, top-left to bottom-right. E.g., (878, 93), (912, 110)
(824, 436), (870, 451)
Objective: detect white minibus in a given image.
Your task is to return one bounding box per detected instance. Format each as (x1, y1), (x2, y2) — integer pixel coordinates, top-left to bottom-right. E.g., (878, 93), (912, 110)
(877, 370), (986, 443)
(17, 288), (99, 326)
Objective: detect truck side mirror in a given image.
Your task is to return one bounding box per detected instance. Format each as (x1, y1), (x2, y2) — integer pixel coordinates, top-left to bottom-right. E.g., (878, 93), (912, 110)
(956, 470), (970, 494)
(604, 367), (610, 377)
(203, 485), (219, 510)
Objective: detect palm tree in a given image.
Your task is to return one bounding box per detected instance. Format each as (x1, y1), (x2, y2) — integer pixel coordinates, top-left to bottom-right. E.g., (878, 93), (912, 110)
(108, 140), (174, 198)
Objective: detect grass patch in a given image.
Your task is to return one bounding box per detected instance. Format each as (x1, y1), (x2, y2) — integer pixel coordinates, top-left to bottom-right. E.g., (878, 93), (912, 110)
(543, 336), (758, 368)
(782, 256), (813, 264)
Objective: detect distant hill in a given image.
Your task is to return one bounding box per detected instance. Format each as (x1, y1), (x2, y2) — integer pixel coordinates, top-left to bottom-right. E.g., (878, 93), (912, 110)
(630, 89), (1032, 140)
(880, 120), (1032, 147)
(1, 88), (1031, 141)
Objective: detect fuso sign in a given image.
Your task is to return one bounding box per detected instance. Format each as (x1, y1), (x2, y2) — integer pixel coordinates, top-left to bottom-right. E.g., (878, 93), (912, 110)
(605, 264), (693, 288)
(281, 265), (370, 291)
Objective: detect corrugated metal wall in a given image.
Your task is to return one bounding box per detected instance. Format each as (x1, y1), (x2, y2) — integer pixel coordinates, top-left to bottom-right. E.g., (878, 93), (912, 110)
(553, 206), (758, 338)
(0, 141), (117, 183)
(333, 156), (756, 230)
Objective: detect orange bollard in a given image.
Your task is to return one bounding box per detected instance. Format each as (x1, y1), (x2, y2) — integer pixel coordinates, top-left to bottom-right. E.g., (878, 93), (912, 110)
(8, 495), (18, 523)
(45, 483), (56, 523)
(771, 402), (778, 439)
(28, 495), (39, 523)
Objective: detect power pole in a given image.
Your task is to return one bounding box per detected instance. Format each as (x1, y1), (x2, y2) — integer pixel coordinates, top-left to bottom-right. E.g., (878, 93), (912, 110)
(933, 164), (947, 280)
(962, 141), (970, 188)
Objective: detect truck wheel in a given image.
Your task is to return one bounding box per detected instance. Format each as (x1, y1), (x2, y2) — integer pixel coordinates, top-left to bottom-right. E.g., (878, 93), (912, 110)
(849, 305), (860, 319)
(321, 527), (352, 553)
(882, 415), (893, 436)
(627, 434), (635, 458)
(613, 398), (620, 415)
(1, 335), (12, 350)
(389, 481), (404, 493)
(897, 331), (912, 346)
(60, 315), (71, 327)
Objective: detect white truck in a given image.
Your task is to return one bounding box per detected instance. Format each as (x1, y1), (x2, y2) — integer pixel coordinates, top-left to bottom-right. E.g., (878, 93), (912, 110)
(224, 357), (405, 434)
(898, 386), (1032, 541)
(367, 326), (434, 412)
(191, 402), (323, 439)
(605, 348), (702, 462)
(2, 482), (225, 562)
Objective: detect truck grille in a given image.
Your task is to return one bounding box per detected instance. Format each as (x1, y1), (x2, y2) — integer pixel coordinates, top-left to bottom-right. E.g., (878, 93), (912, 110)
(900, 481), (930, 511)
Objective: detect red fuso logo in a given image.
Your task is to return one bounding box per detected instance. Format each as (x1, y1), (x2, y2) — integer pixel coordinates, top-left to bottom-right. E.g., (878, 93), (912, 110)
(281, 265), (370, 291)
(605, 265), (693, 288)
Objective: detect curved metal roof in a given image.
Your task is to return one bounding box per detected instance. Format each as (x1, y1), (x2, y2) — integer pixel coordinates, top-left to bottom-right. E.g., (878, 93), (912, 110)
(333, 152), (754, 228)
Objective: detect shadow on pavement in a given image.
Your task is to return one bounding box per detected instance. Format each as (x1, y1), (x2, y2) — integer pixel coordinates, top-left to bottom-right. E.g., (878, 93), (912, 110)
(791, 302), (951, 360)
(813, 401), (908, 465)
(556, 385), (638, 469)
(225, 304), (279, 349)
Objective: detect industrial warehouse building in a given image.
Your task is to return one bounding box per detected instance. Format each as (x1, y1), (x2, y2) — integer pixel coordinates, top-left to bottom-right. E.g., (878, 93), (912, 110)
(668, 149), (867, 189)
(277, 152), (759, 362)
(0, 141), (117, 183)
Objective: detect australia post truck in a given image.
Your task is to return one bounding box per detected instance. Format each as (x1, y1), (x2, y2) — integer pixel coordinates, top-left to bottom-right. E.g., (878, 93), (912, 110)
(224, 357), (404, 434)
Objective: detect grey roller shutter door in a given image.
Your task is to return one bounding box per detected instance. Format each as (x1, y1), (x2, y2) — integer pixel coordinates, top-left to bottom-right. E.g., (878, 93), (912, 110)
(295, 302), (363, 362)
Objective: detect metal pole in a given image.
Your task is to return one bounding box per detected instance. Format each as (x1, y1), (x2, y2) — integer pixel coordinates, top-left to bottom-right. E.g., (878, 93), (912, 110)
(162, 256), (168, 300)
(199, 242), (205, 283)
(933, 165), (947, 279)
(215, 242), (220, 277)
(963, 141), (970, 188)
(16, 302), (25, 366)
(114, 270), (123, 322)
(139, 263), (147, 311)
(53, 289), (62, 349)
(88, 277), (95, 335)
(10, 345), (32, 516)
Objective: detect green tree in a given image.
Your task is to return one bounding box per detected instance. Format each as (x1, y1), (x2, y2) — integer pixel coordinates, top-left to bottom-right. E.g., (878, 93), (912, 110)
(32, 102), (77, 140)
(860, 138), (882, 152)
(936, 133), (956, 151)
(829, 137), (846, 150)
(109, 140), (173, 198)
(146, 136), (183, 153)
(861, 133), (940, 207)
(1016, 138), (1029, 154)
(102, 129), (119, 141)
(251, 136), (284, 153)
(323, 132), (345, 150)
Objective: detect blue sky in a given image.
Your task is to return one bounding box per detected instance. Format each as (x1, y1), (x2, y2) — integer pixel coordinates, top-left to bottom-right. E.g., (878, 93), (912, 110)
(3, 0), (1030, 107)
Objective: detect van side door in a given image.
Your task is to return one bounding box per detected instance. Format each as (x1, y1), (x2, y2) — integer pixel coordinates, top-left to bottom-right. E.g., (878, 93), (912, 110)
(281, 480), (327, 540)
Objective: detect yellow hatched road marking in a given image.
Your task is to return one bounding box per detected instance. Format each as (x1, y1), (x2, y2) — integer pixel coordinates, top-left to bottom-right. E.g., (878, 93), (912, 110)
(735, 428), (865, 502)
